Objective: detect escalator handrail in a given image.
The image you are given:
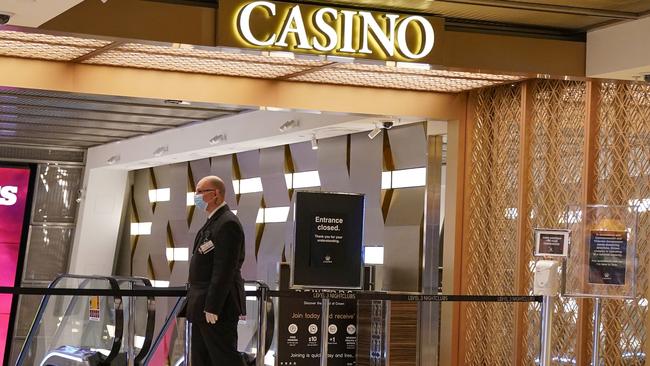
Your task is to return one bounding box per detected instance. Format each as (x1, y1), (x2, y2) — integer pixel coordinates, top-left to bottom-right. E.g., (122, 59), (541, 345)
(17, 274), (124, 365)
(115, 277), (157, 365)
(141, 293), (187, 365)
(94, 276), (124, 365)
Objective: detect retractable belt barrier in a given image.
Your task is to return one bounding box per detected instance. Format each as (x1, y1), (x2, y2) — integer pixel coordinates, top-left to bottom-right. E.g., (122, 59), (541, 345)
(0, 286), (542, 303)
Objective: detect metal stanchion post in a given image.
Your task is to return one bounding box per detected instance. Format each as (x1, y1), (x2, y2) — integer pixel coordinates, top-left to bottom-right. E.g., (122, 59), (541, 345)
(127, 294), (135, 366)
(320, 298), (330, 366)
(256, 285), (268, 366)
(592, 298), (602, 366)
(184, 319), (191, 366)
(539, 295), (553, 366)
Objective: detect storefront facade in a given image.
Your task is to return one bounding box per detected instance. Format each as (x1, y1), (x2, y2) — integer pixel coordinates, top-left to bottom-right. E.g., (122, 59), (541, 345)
(0, 0), (648, 365)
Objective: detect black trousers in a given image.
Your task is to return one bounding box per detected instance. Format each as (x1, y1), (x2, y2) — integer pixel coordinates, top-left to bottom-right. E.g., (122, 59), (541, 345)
(191, 317), (245, 366)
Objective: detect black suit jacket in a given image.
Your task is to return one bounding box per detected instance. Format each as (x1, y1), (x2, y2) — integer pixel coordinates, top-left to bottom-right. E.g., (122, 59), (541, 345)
(187, 204), (246, 323)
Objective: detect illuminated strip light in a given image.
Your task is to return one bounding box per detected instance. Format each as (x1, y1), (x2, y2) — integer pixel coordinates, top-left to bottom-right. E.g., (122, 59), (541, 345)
(130, 222), (152, 236)
(151, 280), (169, 288)
(256, 206), (291, 223)
(364, 246), (384, 265)
(238, 177), (263, 194)
(285, 171), (321, 189)
(381, 171), (392, 189)
(245, 283), (258, 301)
(186, 192), (195, 206)
(148, 188), (170, 202)
(166, 248), (189, 262)
(381, 167), (426, 189)
(629, 198), (650, 213)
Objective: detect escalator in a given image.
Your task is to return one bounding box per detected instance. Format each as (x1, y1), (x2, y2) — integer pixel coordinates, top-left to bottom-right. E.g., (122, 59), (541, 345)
(16, 275), (156, 366)
(142, 281), (274, 366)
(15, 276), (273, 366)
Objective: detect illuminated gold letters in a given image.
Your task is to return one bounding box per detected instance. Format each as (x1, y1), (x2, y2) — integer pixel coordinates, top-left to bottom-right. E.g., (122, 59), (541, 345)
(235, 1), (436, 60)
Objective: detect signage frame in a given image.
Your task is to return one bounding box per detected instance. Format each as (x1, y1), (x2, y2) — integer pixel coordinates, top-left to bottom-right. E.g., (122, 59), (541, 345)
(290, 191), (365, 290)
(563, 204), (638, 299)
(534, 228), (570, 257)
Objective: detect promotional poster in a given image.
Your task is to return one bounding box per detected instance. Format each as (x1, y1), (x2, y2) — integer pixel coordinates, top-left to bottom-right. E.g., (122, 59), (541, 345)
(278, 298), (357, 366)
(0, 165), (32, 359)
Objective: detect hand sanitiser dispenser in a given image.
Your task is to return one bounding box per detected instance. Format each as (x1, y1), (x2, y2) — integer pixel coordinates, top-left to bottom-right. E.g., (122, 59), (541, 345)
(533, 260), (561, 296)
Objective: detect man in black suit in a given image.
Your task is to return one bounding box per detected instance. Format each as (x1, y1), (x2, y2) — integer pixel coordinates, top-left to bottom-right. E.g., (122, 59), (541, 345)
(187, 175), (246, 365)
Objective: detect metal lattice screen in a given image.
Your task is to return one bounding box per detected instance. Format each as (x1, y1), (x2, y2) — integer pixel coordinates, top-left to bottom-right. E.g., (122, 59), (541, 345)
(463, 79), (649, 365)
(464, 84), (521, 365)
(593, 82), (650, 366)
(523, 80), (586, 365)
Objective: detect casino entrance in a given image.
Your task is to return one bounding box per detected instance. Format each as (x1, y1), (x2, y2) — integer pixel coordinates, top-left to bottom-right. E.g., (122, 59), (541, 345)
(1, 1), (649, 366)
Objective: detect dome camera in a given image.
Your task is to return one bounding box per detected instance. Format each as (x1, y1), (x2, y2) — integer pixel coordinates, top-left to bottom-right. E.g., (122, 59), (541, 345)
(0, 13), (12, 25)
(381, 121), (394, 129)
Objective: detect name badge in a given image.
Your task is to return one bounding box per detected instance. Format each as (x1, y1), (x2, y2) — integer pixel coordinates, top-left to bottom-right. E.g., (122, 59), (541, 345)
(199, 240), (215, 254)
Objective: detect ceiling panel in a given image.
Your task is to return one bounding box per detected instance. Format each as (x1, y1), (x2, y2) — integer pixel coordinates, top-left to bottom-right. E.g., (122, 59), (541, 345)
(0, 86), (250, 149)
(0, 114), (167, 133)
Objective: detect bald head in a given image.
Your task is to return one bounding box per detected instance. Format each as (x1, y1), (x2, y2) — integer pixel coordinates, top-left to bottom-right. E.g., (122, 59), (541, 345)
(199, 175), (226, 196)
(196, 175), (226, 212)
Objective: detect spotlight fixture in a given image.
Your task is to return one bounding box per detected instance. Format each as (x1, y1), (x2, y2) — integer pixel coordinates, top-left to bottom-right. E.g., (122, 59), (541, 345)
(163, 99), (191, 105)
(368, 124), (382, 140)
(107, 155), (120, 165)
(279, 119), (300, 132)
(311, 134), (319, 150)
(209, 133), (227, 145)
(153, 145), (168, 157)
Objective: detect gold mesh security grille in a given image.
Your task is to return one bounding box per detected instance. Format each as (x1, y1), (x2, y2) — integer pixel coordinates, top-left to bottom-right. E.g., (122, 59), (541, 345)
(523, 80), (586, 365)
(0, 28), (524, 93)
(593, 82), (650, 366)
(463, 80), (649, 365)
(464, 84), (521, 365)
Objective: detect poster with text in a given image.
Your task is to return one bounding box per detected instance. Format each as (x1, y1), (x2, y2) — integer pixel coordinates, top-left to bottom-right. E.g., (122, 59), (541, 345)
(0, 164), (33, 361)
(588, 230), (627, 285)
(278, 297), (357, 366)
(292, 192), (364, 289)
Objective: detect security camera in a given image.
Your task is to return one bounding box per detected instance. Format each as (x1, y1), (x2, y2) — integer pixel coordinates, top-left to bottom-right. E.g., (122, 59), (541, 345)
(381, 121), (394, 129)
(0, 13), (11, 25)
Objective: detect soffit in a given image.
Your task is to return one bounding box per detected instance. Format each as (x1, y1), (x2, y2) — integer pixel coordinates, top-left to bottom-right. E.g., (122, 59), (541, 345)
(0, 28), (524, 98)
(292, 0), (650, 30)
(0, 86), (247, 149)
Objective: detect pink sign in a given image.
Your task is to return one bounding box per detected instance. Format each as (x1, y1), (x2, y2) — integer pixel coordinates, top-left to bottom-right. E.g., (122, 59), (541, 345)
(0, 166), (31, 361)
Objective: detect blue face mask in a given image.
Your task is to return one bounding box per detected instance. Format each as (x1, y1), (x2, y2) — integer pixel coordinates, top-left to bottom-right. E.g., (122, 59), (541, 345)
(194, 194), (208, 211)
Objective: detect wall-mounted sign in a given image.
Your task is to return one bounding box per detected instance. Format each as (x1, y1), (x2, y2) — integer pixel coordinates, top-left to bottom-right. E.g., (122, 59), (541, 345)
(0, 164), (33, 360)
(218, 0), (444, 64)
(291, 191), (364, 289)
(534, 228), (570, 257)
